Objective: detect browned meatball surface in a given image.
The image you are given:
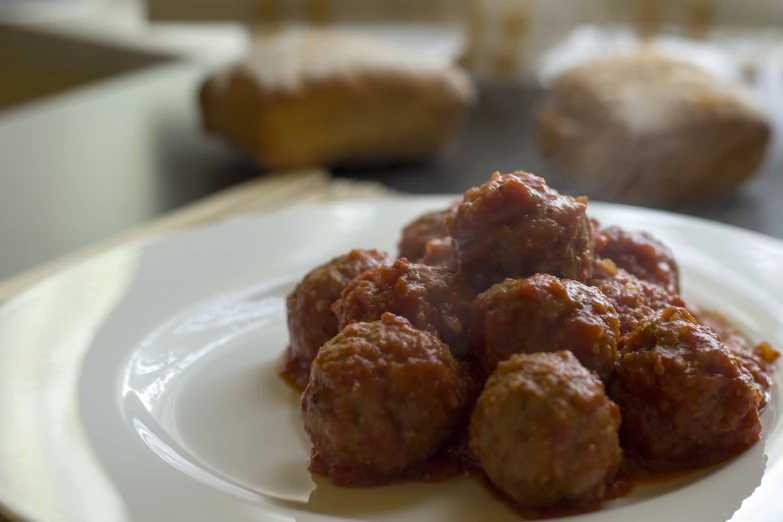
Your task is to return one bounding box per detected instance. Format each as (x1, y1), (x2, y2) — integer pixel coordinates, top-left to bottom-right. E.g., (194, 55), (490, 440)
(611, 307), (763, 471)
(691, 306), (780, 405)
(283, 249), (391, 389)
(591, 218), (607, 251)
(397, 202), (459, 262)
(595, 225), (680, 295)
(302, 313), (466, 481)
(590, 259), (685, 341)
(468, 274), (620, 381)
(446, 171), (594, 291)
(333, 258), (474, 358)
(470, 351), (622, 509)
(420, 236), (456, 270)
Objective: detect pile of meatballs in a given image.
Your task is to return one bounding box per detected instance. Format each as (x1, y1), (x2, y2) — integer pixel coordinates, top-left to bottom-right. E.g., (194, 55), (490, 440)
(281, 171), (779, 511)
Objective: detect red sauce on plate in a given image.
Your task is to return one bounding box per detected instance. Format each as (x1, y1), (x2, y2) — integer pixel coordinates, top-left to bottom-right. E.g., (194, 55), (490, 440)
(277, 171), (781, 519)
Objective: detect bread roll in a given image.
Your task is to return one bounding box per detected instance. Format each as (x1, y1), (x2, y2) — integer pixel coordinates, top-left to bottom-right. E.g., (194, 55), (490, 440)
(199, 29), (474, 170)
(536, 52), (771, 206)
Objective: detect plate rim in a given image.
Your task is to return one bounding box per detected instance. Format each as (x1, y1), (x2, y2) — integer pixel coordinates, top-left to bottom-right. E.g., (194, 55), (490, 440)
(0, 196), (782, 522)
(6, 195), (783, 314)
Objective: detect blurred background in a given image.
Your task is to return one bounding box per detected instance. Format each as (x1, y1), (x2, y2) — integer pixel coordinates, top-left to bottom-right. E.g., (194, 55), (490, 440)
(2, 0), (783, 281)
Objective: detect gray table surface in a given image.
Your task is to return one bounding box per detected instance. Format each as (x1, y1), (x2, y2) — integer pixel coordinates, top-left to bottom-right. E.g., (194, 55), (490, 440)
(1, 62), (782, 281)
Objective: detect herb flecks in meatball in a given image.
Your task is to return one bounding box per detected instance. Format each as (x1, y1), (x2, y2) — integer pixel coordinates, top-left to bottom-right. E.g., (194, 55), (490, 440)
(447, 171), (594, 291)
(333, 258), (474, 359)
(282, 249), (390, 389)
(595, 226), (680, 294)
(468, 274), (619, 381)
(302, 313), (466, 482)
(470, 351), (622, 509)
(611, 307), (763, 471)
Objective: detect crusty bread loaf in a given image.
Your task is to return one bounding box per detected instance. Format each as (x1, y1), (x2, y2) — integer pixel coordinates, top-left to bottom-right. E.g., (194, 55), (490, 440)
(199, 29), (475, 170)
(536, 52), (771, 206)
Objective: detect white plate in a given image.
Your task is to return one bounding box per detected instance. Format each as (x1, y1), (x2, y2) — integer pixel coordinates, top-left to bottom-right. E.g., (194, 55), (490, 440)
(0, 197), (781, 522)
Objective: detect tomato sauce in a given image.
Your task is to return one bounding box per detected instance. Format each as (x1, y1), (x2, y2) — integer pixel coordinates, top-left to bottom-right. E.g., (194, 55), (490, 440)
(280, 344), (773, 519)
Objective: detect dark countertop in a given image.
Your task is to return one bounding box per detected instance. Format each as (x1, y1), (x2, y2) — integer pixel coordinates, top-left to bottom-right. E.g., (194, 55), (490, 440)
(336, 82), (783, 237)
(1, 62), (782, 281)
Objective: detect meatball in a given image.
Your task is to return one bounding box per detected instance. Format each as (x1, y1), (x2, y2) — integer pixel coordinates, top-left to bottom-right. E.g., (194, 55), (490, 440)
(468, 274), (619, 381)
(333, 258), (474, 358)
(611, 307), (763, 471)
(420, 236), (456, 270)
(398, 202), (459, 262)
(470, 351), (622, 508)
(283, 249), (390, 389)
(302, 313), (466, 480)
(590, 258), (685, 340)
(446, 171), (594, 290)
(691, 306), (780, 405)
(591, 218), (607, 251)
(595, 225), (680, 295)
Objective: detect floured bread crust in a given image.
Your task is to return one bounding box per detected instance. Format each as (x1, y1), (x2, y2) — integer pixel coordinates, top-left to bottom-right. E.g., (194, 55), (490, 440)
(536, 51), (771, 206)
(200, 29), (475, 169)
